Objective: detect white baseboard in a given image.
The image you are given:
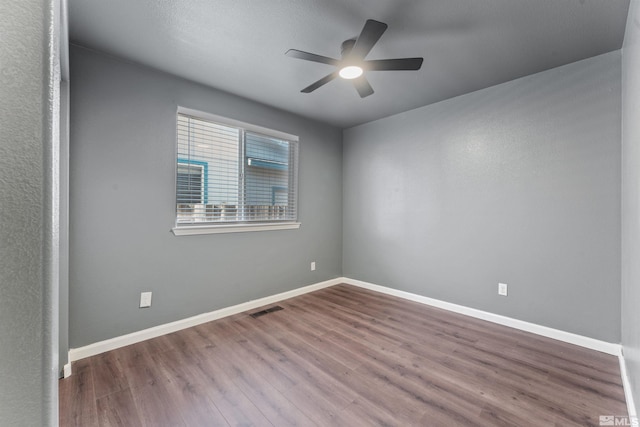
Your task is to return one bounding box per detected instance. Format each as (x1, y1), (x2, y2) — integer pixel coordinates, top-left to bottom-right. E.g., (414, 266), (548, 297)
(341, 277), (621, 356)
(63, 362), (72, 378)
(68, 275), (620, 362)
(68, 277), (342, 362)
(346, 277), (634, 416)
(619, 351), (638, 419)
(66, 275), (634, 416)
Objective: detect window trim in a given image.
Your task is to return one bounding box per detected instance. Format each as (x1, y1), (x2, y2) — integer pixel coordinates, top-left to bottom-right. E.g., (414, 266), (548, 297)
(172, 107), (300, 236)
(172, 222), (301, 236)
(177, 107), (299, 143)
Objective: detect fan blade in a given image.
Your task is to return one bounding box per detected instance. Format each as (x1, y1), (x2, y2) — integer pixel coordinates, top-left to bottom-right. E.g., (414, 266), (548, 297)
(366, 57), (423, 71)
(352, 75), (374, 98)
(350, 19), (388, 59)
(286, 49), (339, 66)
(301, 72), (338, 93)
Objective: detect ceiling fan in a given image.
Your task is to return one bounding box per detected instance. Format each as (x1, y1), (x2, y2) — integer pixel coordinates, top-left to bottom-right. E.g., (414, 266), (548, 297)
(286, 19), (423, 98)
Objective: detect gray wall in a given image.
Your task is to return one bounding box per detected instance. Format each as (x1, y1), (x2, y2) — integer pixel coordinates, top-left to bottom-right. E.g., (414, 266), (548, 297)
(622, 0), (640, 413)
(69, 45), (342, 348)
(343, 52), (621, 342)
(0, 0), (59, 425)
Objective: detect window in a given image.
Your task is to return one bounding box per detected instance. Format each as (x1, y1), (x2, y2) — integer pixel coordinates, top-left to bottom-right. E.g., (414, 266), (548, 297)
(173, 108), (299, 235)
(176, 160), (205, 204)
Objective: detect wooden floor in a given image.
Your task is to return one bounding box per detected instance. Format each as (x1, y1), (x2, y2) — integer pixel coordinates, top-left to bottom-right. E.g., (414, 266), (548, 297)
(59, 284), (628, 426)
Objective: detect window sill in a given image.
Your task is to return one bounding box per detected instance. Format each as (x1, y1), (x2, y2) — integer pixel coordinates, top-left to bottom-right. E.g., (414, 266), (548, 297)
(172, 222), (301, 236)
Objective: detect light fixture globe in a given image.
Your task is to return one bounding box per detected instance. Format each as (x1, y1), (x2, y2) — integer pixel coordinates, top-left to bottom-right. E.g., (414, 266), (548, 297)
(339, 65), (363, 79)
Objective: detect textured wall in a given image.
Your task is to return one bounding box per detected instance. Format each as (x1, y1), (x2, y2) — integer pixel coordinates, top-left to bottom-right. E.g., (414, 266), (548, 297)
(622, 0), (640, 413)
(69, 46), (343, 348)
(0, 0), (58, 425)
(343, 52), (621, 342)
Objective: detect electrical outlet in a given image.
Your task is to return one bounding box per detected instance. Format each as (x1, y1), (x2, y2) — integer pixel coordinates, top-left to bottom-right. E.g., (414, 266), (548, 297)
(498, 283), (508, 296)
(311, 261), (316, 271)
(140, 291), (152, 308)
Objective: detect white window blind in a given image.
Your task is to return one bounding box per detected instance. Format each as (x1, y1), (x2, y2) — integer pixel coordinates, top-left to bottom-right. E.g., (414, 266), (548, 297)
(175, 110), (299, 228)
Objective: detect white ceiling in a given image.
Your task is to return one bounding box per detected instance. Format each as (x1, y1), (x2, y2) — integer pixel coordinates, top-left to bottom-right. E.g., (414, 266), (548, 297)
(68, 0), (630, 129)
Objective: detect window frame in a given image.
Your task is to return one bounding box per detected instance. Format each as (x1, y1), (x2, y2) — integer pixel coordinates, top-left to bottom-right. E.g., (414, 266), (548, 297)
(172, 107), (301, 236)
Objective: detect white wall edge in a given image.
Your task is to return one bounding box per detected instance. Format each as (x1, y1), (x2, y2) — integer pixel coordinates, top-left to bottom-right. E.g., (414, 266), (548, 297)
(619, 351), (638, 419)
(68, 277), (342, 362)
(62, 362), (72, 379)
(341, 277), (622, 356)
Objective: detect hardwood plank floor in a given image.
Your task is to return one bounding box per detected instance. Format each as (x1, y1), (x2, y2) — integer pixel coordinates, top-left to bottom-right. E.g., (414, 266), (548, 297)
(59, 284), (628, 426)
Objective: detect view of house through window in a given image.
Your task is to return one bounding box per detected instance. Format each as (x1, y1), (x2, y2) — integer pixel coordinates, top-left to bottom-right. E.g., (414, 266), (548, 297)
(176, 111), (298, 226)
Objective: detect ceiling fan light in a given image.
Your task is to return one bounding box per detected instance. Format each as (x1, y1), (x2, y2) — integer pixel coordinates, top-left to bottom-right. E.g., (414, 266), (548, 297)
(339, 65), (363, 79)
